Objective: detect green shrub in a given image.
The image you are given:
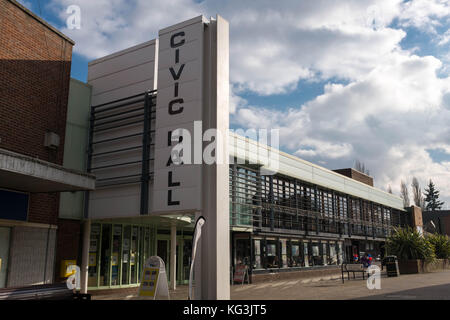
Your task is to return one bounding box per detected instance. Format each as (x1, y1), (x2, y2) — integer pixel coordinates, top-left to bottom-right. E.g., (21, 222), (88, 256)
(386, 227), (435, 262)
(427, 233), (450, 259)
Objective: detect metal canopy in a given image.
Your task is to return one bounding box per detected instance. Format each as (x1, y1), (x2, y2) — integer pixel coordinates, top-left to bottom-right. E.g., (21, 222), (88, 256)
(0, 148), (95, 193)
(91, 214), (194, 229)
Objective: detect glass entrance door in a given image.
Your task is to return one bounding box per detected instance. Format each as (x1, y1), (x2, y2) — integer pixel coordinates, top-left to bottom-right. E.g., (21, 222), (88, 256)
(180, 239), (192, 284)
(157, 239), (170, 280)
(0, 227), (11, 288)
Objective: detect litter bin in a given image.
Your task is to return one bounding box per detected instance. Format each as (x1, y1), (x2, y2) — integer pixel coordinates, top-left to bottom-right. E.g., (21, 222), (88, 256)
(384, 255), (400, 277)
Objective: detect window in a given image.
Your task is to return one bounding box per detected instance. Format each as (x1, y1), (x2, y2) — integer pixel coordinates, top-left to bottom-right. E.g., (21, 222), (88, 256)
(111, 225), (122, 286)
(88, 224), (101, 287)
(311, 241), (322, 266)
(122, 226), (131, 285)
(303, 242), (309, 267)
(266, 240), (279, 268)
(253, 239), (263, 269)
(130, 226), (138, 284)
(288, 241), (303, 267)
(235, 238), (251, 266)
(100, 224), (112, 286)
(329, 242), (337, 265)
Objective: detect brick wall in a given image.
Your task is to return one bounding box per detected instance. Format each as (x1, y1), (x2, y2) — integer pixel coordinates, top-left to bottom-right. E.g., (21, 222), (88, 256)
(0, 0), (74, 225)
(55, 219), (82, 282)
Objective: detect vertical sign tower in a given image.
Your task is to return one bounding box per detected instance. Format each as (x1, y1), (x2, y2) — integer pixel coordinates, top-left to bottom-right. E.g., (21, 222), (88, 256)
(153, 16), (230, 299)
(153, 16), (206, 213)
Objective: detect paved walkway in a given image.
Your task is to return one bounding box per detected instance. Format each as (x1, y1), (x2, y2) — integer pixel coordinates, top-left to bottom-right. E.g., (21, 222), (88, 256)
(231, 270), (450, 300)
(92, 270), (450, 300)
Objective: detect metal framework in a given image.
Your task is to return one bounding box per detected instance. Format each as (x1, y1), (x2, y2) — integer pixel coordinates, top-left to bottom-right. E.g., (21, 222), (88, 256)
(86, 91), (156, 216)
(229, 163), (409, 239)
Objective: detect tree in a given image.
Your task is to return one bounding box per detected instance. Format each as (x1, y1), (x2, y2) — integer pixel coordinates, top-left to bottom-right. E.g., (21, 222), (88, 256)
(354, 160), (370, 175)
(424, 180), (445, 211)
(400, 180), (410, 208)
(411, 177), (425, 210)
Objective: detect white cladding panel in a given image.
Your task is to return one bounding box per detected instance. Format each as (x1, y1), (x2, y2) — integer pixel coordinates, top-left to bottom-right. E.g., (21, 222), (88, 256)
(87, 41), (158, 219)
(152, 16), (205, 214)
(88, 185), (141, 219)
(88, 40), (158, 106)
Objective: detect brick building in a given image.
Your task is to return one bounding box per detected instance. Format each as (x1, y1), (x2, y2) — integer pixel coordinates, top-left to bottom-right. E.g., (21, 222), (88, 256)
(0, 0), (94, 289)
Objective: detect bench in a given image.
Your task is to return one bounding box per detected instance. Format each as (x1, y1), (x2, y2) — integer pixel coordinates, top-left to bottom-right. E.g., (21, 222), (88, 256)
(341, 263), (368, 283)
(0, 283), (91, 300)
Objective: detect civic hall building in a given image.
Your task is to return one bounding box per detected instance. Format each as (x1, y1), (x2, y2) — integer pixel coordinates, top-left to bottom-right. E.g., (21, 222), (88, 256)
(1, 1), (417, 299)
(80, 16), (411, 293)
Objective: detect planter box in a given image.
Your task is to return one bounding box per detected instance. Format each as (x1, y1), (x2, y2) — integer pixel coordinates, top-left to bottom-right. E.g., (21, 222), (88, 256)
(398, 260), (423, 274)
(398, 259), (450, 274)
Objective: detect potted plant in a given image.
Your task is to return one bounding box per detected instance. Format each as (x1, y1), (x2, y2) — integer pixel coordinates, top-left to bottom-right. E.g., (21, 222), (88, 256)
(386, 227), (435, 274)
(427, 233), (450, 270)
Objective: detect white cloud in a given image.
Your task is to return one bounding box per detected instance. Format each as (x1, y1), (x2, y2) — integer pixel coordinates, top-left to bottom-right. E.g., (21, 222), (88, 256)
(438, 29), (450, 46)
(47, 0), (450, 204)
(232, 51), (450, 204)
(17, 0), (32, 10)
(50, 0), (407, 95)
(399, 0), (450, 33)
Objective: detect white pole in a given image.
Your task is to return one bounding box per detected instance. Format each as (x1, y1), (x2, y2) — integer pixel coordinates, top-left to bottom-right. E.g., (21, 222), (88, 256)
(80, 219), (90, 294)
(170, 223), (177, 291)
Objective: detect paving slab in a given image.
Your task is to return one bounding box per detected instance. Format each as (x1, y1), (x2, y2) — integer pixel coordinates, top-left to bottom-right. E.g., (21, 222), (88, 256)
(92, 270), (450, 300)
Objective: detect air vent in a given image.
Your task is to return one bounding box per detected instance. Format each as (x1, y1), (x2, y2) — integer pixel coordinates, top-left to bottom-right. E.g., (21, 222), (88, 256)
(44, 132), (60, 149)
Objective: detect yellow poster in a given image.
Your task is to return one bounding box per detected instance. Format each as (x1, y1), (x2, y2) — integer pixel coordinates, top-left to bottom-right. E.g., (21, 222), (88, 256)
(139, 267), (159, 297)
(60, 260), (77, 278)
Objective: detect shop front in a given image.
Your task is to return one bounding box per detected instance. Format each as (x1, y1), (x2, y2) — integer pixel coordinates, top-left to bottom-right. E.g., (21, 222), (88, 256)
(86, 216), (193, 290)
(250, 236), (344, 272)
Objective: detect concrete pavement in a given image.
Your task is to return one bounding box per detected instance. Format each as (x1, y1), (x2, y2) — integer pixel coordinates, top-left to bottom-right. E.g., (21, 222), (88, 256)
(231, 270), (450, 300)
(92, 270), (450, 300)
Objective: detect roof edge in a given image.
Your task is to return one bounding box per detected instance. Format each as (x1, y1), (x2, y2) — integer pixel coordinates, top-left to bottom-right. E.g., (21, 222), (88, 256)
(9, 0), (75, 45)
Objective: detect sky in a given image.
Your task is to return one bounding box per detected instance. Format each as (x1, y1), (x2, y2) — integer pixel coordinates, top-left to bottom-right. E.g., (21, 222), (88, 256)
(19, 0), (450, 207)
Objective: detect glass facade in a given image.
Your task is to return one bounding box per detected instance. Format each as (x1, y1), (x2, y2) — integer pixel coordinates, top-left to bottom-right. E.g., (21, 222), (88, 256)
(229, 164), (408, 236)
(228, 164), (409, 274)
(88, 223), (192, 289)
(247, 236), (344, 271)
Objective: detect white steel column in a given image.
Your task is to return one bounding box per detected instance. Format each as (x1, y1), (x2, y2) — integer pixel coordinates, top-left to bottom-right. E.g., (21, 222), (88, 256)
(195, 15), (230, 300)
(170, 223), (177, 290)
(80, 219), (91, 294)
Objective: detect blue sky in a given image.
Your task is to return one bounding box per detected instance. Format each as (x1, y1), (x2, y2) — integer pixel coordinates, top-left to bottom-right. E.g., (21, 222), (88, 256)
(19, 0), (450, 206)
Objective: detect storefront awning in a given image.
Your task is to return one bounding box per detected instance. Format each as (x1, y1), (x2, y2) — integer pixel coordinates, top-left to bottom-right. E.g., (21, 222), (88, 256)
(0, 148), (95, 192)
